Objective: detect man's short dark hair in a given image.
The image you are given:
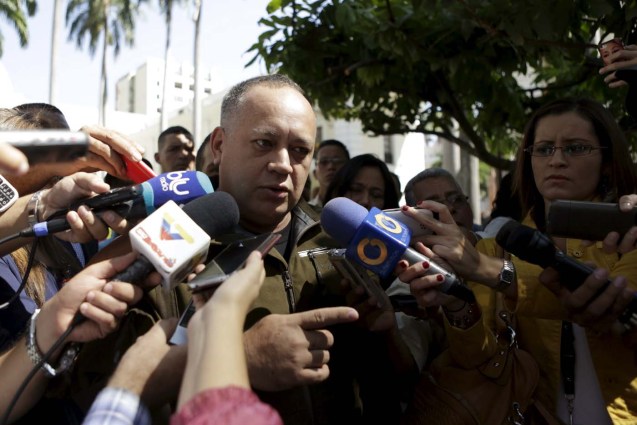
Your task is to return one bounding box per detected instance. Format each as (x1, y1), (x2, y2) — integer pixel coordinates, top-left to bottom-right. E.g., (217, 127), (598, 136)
(195, 132), (213, 171)
(221, 74), (306, 127)
(314, 139), (350, 160)
(158, 126), (194, 149)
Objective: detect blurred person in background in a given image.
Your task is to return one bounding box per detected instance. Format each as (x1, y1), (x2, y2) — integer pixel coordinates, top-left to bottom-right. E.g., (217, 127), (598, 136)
(154, 126), (195, 173)
(195, 131), (219, 189)
(309, 139), (349, 207)
(324, 153), (399, 210)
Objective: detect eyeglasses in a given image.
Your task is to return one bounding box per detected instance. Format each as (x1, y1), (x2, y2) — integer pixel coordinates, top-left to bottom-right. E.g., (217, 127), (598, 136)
(317, 157), (347, 167)
(524, 143), (607, 157)
(426, 193), (468, 208)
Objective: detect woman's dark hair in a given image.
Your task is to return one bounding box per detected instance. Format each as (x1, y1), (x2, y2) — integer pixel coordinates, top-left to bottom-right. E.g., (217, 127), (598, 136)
(490, 172), (522, 222)
(515, 97), (637, 231)
(324, 153), (399, 209)
(0, 103), (70, 130)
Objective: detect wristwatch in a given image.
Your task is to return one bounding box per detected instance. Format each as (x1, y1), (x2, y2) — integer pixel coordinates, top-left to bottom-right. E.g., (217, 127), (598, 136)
(494, 260), (515, 292)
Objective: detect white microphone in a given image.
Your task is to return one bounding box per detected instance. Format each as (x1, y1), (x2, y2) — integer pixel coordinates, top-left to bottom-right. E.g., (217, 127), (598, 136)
(127, 200), (211, 290)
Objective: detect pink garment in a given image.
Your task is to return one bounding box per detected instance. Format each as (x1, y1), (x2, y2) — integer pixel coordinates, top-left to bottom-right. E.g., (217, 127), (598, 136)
(171, 386), (282, 425)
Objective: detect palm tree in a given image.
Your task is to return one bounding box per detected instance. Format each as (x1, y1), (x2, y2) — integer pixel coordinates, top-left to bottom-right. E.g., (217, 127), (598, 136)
(158, 0), (187, 131)
(0, 0), (37, 57)
(66, 0), (145, 125)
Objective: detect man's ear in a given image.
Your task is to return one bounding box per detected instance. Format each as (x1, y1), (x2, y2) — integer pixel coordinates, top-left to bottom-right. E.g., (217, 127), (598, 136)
(210, 127), (224, 165)
(154, 152), (160, 163)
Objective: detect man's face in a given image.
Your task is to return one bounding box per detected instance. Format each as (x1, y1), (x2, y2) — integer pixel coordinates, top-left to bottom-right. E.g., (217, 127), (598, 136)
(212, 85), (316, 233)
(155, 133), (195, 172)
(314, 145), (348, 188)
(411, 176), (474, 231)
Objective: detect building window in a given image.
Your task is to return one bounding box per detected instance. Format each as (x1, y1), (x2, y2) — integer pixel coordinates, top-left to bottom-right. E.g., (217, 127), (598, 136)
(383, 135), (394, 164)
(128, 76), (135, 112)
(204, 88), (211, 94)
(175, 82), (182, 89)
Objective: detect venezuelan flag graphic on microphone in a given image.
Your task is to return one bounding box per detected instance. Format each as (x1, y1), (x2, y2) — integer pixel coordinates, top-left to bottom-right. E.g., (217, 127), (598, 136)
(159, 212), (194, 243)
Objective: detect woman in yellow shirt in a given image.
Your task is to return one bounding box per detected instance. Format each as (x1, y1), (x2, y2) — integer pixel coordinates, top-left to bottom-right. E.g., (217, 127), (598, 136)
(398, 98), (637, 424)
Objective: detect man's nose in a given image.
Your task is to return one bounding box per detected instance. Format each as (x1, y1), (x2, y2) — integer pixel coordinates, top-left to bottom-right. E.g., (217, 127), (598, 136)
(268, 149), (293, 174)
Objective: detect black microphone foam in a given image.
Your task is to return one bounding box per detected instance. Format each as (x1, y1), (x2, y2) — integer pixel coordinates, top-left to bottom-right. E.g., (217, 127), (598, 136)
(496, 221), (637, 330)
(181, 191), (240, 238)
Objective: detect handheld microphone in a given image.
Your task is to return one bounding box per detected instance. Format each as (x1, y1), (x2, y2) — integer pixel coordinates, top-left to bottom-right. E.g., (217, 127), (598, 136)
(496, 220), (637, 330)
(21, 171), (214, 238)
(383, 207), (435, 237)
(112, 191), (240, 290)
(321, 197), (475, 303)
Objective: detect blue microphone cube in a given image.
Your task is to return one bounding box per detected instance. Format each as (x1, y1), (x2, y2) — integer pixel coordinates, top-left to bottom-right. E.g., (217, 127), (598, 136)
(345, 207), (411, 278)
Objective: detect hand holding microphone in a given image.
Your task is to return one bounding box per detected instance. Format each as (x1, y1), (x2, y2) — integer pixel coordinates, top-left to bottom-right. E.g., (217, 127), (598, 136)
(320, 197), (475, 303)
(70, 191), (240, 333)
(496, 221), (637, 331)
(22, 170), (214, 239)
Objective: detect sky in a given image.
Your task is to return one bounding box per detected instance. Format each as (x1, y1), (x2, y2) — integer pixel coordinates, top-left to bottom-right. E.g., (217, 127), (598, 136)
(0, 0), (271, 111)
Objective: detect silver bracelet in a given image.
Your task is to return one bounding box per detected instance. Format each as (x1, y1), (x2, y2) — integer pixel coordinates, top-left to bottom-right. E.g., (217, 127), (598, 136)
(26, 190), (43, 226)
(25, 308), (80, 377)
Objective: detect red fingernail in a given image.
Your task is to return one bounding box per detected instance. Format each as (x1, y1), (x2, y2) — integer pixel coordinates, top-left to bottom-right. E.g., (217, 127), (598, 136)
(436, 274), (444, 282)
(416, 200), (423, 205)
(399, 262), (407, 269)
(401, 205), (409, 211)
(422, 261), (430, 269)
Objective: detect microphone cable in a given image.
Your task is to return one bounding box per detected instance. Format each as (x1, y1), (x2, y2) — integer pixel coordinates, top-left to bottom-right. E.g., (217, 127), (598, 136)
(0, 238), (39, 310)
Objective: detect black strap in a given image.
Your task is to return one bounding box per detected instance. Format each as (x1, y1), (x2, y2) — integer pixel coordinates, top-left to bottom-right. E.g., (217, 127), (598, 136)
(561, 320), (576, 397)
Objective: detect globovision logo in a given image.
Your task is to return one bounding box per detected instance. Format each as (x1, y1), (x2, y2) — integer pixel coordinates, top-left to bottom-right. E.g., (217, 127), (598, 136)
(356, 238), (388, 266)
(374, 213), (403, 234)
(160, 171), (191, 195)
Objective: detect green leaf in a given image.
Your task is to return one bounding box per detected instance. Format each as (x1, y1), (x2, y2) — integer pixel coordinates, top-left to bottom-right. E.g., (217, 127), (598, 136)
(266, 0), (283, 14)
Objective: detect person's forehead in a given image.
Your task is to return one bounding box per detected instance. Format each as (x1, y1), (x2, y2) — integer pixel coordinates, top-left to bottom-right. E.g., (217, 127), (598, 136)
(164, 133), (193, 146)
(413, 176), (460, 197)
(232, 86), (316, 140)
(317, 145), (347, 159)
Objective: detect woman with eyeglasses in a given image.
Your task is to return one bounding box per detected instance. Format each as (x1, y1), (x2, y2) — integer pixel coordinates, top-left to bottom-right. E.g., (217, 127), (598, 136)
(398, 98), (637, 423)
(324, 153), (399, 210)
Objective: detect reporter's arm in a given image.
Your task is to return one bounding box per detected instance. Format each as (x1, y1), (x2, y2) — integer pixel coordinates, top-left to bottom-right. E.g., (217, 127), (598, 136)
(0, 252), (143, 423)
(6, 126), (145, 195)
(175, 253), (282, 425)
(0, 172), (112, 256)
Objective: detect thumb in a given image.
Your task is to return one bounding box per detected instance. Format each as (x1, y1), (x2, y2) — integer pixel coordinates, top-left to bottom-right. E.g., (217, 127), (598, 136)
(293, 307), (359, 330)
(76, 251), (137, 282)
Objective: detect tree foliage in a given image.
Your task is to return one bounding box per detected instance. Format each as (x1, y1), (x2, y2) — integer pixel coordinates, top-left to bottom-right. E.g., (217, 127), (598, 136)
(0, 0), (37, 57)
(66, 0), (146, 124)
(66, 0), (144, 58)
(249, 0), (637, 169)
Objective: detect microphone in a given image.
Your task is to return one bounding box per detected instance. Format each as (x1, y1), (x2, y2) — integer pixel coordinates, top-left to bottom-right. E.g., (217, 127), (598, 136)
(112, 191), (240, 290)
(495, 220), (637, 330)
(321, 197), (475, 303)
(21, 171), (214, 238)
(70, 191), (240, 330)
(383, 207), (435, 237)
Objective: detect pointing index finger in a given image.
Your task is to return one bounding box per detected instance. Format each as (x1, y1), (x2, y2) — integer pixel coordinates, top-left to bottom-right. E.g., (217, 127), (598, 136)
(294, 307), (359, 330)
